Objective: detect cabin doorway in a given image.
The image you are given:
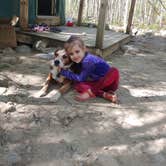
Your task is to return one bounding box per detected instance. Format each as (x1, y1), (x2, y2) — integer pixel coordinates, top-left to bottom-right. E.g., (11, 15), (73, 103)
(37, 0), (56, 16)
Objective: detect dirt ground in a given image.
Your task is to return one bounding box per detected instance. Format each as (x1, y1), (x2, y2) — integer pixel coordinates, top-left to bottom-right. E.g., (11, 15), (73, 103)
(0, 32), (166, 166)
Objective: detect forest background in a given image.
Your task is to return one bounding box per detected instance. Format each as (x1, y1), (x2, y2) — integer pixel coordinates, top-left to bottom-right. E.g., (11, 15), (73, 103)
(65, 0), (166, 30)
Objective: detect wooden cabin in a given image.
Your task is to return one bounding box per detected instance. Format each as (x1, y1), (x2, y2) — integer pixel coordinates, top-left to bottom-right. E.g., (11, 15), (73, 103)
(0, 0), (65, 24)
(0, 0), (136, 57)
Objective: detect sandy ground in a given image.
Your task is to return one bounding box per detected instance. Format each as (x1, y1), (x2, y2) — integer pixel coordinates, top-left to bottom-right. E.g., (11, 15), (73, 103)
(0, 33), (166, 166)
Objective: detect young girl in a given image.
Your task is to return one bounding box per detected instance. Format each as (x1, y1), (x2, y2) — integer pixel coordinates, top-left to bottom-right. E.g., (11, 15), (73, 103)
(60, 36), (119, 103)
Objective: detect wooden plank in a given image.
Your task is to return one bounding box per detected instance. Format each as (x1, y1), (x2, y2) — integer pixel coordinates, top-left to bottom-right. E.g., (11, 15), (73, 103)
(95, 0), (108, 49)
(16, 26), (130, 56)
(126, 0), (136, 34)
(16, 33), (66, 47)
(16, 27), (130, 48)
(16, 33), (34, 44)
(20, 0), (28, 29)
(77, 0), (84, 26)
(102, 35), (131, 57)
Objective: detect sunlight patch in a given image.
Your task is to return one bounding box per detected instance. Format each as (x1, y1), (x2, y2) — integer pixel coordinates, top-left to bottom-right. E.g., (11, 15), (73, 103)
(129, 89), (166, 97)
(123, 115), (143, 128)
(146, 139), (166, 154)
(123, 86), (166, 97)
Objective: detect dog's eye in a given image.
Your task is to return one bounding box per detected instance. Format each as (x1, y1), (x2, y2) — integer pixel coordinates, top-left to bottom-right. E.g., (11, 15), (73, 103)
(62, 55), (68, 59)
(54, 53), (58, 57)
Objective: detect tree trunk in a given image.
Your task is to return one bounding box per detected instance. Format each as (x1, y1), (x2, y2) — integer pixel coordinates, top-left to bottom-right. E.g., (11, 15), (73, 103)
(126, 0), (136, 34)
(123, 0), (130, 30)
(159, 5), (163, 27)
(77, 0), (84, 26)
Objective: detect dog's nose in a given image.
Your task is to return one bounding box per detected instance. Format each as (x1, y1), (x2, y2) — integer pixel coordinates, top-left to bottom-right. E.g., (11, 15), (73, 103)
(54, 60), (60, 66)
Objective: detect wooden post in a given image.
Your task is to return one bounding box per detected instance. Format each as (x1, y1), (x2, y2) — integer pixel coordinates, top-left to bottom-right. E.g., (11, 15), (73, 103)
(77, 0), (84, 26)
(95, 0), (108, 49)
(20, 0), (29, 30)
(126, 0), (136, 34)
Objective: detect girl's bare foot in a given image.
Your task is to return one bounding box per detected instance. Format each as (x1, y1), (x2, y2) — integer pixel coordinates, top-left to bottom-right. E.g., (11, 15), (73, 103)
(103, 92), (118, 103)
(75, 89), (96, 101)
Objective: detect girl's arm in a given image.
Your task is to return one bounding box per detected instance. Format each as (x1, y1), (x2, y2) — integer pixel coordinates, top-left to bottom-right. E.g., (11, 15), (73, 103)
(60, 62), (94, 82)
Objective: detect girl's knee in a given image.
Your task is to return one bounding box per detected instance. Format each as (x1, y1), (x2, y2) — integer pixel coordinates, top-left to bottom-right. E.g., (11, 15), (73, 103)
(74, 82), (91, 93)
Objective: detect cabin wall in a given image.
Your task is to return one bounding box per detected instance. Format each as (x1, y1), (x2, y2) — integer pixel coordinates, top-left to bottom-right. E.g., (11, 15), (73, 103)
(29, 0), (37, 24)
(0, 0), (65, 24)
(12, 0), (36, 24)
(0, 0), (12, 18)
(0, 0), (35, 24)
(12, 0), (19, 18)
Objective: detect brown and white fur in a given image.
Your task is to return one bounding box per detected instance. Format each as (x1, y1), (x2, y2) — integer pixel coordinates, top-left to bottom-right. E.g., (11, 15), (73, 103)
(36, 48), (73, 101)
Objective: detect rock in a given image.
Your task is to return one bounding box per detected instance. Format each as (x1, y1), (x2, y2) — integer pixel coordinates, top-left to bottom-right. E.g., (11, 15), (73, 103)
(0, 56), (20, 65)
(121, 45), (140, 54)
(2, 47), (16, 54)
(16, 45), (32, 53)
(0, 102), (16, 113)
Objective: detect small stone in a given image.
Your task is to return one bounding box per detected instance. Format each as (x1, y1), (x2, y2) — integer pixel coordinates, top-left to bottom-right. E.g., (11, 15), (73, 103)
(95, 154), (119, 166)
(7, 151), (21, 165)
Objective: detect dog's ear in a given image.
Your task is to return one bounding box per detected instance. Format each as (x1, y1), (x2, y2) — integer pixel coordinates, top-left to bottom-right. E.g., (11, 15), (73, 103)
(54, 47), (63, 57)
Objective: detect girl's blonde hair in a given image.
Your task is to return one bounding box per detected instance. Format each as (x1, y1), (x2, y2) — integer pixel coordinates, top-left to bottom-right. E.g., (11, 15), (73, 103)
(64, 35), (86, 53)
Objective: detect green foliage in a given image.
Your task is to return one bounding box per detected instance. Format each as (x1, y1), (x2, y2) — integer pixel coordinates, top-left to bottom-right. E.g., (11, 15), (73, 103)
(0, 63), (12, 70)
(148, 24), (161, 30)
(136, 23), (161, 30)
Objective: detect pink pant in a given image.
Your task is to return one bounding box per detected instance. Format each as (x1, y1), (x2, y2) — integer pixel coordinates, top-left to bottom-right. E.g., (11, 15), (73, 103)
(74, 67), (119, 97)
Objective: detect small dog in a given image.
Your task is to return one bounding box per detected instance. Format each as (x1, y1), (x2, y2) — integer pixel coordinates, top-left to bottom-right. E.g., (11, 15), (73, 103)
(36, 48), (73, 101)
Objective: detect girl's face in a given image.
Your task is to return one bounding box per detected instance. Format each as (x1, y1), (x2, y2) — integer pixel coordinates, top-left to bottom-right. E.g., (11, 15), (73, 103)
(67, 44), (85, 63)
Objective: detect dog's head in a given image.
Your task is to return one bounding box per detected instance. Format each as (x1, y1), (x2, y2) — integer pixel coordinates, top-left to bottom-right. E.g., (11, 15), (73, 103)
(53, 48), (71, 68)
(50, 48), (72, 80)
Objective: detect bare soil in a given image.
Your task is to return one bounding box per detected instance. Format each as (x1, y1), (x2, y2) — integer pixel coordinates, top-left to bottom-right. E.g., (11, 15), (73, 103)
(0, 33), (166, 166)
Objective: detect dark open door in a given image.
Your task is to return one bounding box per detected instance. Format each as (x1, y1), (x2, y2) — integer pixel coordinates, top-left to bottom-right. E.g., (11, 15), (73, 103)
(38, 0), (52, 15)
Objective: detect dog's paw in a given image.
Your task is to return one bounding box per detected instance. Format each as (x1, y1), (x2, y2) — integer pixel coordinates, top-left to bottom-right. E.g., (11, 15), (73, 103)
(34, 90), (47, 98)
(49, 90), (61, 102)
